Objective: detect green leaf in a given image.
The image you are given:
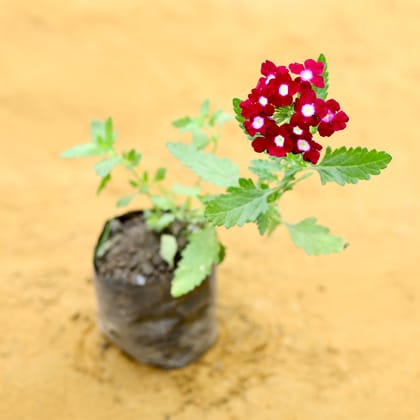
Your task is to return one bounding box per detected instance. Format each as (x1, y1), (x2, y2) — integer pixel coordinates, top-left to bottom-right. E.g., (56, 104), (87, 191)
(154, 167), (167, 182)
(204, 186), (272, 228)
(172, 184), (201, 197)
(97, 174), (111, 195)
(91, 120), (105, 142)
(167, 142), (240, 188)
(94, 156), (123, 178)
(313, 53), (329, 100)
(60, 143), (104, 158)
(95, 221), (112, 259)
(217, 241), (226, 264)
(257, 206), (281, 236)
(315, 146), (392, 186)
(209, 110), (234, 126)
(91, 118), (117, 149)
(151, 196), (175, 211)
(191, 127), (209, 149)
(171, 226), (219, 297)
(285, 218), (346, 256)
(172, 116), (193, 129)
(123, 149), (142, 168)
(145, 212), (176, 232)
(200, 99), (210, 117)
(116, 195), (133, 208)
(160, 234), (178, 268)
(233, 97), (245, 123)
(272, 105), (294, 125)
(249, 159), (282, 182)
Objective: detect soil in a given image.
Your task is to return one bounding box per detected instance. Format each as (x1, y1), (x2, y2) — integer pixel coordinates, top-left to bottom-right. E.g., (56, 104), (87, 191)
(95, 212), (186, 285)
(1, 1), (420, 419)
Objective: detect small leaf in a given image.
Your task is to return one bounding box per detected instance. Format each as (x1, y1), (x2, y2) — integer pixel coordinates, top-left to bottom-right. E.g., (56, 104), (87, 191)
(209, 110), (234, 126)
(60, 143), (104, 158)
(123, 149), (142, 168)
(204, 186), (272, 228)
(116, 195), (133, 208)
(154, 167), (167, 182)
(160, 234), (178, 268)
(171, 226), (219, 297)
(315, 146), (392, 186)
(285, 218), (346, 256)
(95, 221), (112, 258)
(91, 120), (105, 142)
(94, 156), (122, 178)
(200, 99), (210, 117)
(151, 196), (175, 211)
(217, 242), (226, 264)
(233, 97), (245, 123)
(314, 53), (329, 100)
(167, 142), (239, 188)
(145, 212), (176, 232)
(257, 206), (281, 236)
(172, 116), (193, 129)
(97, 174), (111, 195)
(172, 184), (201, 197)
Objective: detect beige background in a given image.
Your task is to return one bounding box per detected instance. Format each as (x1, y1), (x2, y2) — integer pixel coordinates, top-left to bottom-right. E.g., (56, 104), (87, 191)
(1, 1), (419, 419)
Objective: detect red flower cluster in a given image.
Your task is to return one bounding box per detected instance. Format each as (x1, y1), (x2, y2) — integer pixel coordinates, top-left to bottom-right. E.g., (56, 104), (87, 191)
(240, 59), (349, 164)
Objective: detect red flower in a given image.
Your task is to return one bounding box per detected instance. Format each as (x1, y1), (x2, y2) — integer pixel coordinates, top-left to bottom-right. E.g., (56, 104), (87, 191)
(317, 99), (349, 137)
(266, 124), (294, 157)
(294, 87), (327, 126)
(293, 136), (323, 164)
(266, 67), (299, 108)
(289, 59), (325, 89)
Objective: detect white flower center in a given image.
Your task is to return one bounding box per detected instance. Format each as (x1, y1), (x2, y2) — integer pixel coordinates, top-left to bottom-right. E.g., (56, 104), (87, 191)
(302, 103), (315, 117)
(297, 139), (310, 152)
(322, 110), (334, 123)
(301, 69), (313, 81)
(252, 116), (264, 130)
(274, 135), (285, 147)
(259, 96), (268, 106)
(265, 74), (275, 84)
(293, 126), (303, 135)
(279, 84), (289, 96)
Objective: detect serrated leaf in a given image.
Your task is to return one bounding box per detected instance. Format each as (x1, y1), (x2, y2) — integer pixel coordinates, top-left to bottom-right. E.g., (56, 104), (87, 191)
(171, 226), (219, 297)
(94, 156), (122, 178)
(154, 167), (166, 182)
(91, 120), (105, 142)
(204, 186), (272, 228)
(233, 97), (245, 123)
(272, 105), (294, 125)
(249, 159), (282, 182)
(285, 218), (345, 256)
(116, 195), (133, 207)
(314, 53), (329, 100)
(315, 146), (392, 186)
(167, 142), (239, 188)
(97, 174), (111, 195)
(257, 206), (281, 236)
(160, 234), (178, 268)
(60, 143), (104, 158)
(172, 184), (201, 197)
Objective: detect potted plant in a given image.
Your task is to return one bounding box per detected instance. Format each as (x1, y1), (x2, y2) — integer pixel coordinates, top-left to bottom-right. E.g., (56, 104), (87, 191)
(61, 54), (391, 369)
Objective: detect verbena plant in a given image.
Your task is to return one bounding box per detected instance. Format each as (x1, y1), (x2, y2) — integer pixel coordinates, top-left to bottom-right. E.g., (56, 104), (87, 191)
(61, 54), (391, 297)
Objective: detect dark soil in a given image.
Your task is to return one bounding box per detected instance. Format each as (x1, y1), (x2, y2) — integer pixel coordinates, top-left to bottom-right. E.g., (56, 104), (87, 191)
(95, 212), (188, 286)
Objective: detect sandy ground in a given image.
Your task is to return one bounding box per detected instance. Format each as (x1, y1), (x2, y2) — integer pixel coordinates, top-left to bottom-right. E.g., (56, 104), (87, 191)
(1, 0), (419, 419)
